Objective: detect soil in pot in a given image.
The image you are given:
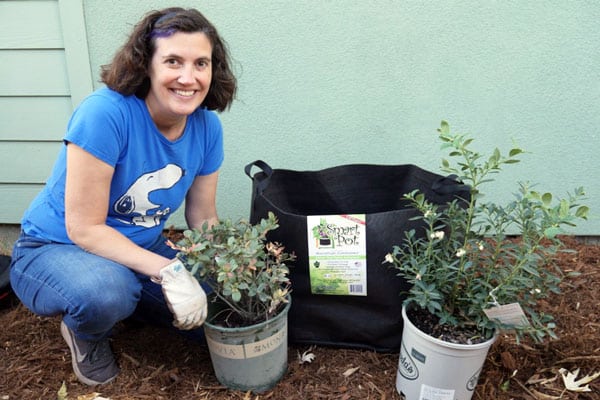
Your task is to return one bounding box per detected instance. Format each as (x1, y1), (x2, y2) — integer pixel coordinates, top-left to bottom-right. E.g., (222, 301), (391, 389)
(406, 306), (491, 345)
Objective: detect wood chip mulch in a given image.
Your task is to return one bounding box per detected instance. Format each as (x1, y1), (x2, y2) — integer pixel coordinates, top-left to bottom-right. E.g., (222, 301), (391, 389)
(1, 237), (598, 400)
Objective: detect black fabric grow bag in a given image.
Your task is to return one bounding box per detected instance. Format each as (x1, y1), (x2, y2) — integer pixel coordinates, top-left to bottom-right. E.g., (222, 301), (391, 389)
(245, 160), (469, 352)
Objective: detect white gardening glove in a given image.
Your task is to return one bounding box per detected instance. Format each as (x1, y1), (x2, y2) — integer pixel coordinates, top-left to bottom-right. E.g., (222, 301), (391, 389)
(157, 259), (207, 330)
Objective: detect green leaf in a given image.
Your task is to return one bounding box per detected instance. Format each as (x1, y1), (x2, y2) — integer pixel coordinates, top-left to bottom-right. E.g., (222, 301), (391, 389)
(522, 264), (541, 277)
(491, 148), (501, 162)
(439, 120), (450, 135)
(542, 193), (552, 206)
(559, 199), (570, 218)
(509, 148), (523, 157)
(576, 206), (589, 219)
(529, 191), (541, 200)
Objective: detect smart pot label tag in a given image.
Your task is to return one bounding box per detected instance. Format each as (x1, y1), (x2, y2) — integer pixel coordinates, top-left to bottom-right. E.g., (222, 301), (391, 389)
(307, 214), (367, 296)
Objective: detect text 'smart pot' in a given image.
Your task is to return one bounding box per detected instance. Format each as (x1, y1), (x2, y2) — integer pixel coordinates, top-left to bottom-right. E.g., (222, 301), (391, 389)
(396, 306), (496, 400)
(204, 299), (291, 393)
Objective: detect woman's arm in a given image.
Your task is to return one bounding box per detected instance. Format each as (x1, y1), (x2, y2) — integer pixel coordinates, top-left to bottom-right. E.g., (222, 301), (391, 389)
(184, 171), (220, 230)
(64, 143), (170, 277)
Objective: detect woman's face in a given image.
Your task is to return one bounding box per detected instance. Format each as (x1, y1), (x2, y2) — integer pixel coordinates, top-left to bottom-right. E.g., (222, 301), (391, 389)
(146, 31), (213, 127)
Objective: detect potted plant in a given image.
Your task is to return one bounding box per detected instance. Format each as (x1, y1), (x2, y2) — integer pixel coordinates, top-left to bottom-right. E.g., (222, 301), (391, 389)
(169, 212), (295, 392)
(383, 121), (589, 400)
(312, 218), (334, 248)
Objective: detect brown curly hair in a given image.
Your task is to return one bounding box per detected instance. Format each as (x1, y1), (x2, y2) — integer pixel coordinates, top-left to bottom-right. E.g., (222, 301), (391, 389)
(100, 7), (236, 112)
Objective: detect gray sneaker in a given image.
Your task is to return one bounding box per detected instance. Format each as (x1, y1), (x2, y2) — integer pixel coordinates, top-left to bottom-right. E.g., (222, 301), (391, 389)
(60, 321), (120, 385)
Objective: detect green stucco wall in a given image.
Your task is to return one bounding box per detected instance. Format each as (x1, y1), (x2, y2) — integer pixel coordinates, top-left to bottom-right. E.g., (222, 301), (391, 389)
(83, 0), (599, 234)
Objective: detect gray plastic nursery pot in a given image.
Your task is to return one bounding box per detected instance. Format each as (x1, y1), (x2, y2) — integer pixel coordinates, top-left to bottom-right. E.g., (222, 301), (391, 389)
(203, 299), (291, 393)
(396, 305), (497, 400)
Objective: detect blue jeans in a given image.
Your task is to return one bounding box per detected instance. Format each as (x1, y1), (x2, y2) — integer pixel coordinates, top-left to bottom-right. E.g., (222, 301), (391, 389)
(9, 232), (205, 342)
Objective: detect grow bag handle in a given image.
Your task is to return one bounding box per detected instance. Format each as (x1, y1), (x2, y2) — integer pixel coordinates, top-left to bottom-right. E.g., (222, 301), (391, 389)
(431, 174), (471, 197)
(245, 160), (273, 195)
(245, 161), (471, 199)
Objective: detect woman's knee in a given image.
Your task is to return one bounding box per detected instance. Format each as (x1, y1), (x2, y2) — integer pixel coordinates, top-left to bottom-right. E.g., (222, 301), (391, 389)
(69, 269), (142, 320)
(11, 241), (142, 322)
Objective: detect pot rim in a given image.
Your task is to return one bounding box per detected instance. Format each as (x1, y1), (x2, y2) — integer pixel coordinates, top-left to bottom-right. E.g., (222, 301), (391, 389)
(204, 296), (292, 333)
(402, 304), (498, 350)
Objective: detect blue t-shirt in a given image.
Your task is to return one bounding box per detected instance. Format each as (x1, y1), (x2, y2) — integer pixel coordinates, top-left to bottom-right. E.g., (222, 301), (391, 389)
(22, 87), (224, 248)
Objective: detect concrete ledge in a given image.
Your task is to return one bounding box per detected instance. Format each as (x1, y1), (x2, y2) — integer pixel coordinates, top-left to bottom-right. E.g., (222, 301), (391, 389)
(0, 225), (20, 256)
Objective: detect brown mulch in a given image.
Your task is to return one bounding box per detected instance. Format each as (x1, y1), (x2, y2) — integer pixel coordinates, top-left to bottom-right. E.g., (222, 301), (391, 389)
(1, 237), (599, 400)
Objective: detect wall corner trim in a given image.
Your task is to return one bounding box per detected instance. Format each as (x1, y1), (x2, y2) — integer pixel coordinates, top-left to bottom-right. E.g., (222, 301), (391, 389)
(58, 0), (94, 108)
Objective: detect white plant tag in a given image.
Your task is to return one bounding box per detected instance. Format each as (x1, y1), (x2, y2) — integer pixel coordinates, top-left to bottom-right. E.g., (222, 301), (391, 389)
(419, 384), (455, 400)
(483, 302), (530, 327)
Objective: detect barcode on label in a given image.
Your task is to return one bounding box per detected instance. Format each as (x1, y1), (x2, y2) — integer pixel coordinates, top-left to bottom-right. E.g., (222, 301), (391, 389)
(349, 284), (363, 294)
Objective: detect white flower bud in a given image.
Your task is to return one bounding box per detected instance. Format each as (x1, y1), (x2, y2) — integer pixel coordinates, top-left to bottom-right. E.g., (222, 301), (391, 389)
(424, 210), (435, 218)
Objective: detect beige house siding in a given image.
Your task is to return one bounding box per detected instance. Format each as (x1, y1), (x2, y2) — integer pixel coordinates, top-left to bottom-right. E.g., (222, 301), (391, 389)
(0, 0), (93, 223)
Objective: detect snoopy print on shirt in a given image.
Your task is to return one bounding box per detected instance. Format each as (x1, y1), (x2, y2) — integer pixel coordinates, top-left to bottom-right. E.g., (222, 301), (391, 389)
(113, 164), (184, 227)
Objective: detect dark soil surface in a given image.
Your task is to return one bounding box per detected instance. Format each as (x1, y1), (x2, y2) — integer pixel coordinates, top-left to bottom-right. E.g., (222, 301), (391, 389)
(406, 306), (490, 345)
(1, 237), (599, 400)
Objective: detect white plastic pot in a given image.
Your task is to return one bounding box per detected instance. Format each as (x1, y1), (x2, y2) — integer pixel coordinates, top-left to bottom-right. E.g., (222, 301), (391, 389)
(396, 305), (497, 400)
